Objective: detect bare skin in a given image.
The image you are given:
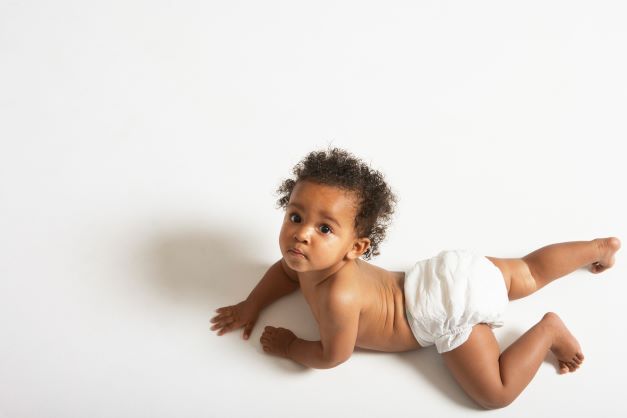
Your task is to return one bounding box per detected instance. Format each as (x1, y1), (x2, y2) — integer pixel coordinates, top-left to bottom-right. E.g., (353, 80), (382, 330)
(447, 236), (621, 409)
(210, 181), (621, 408)
(299, 259), (422, 352)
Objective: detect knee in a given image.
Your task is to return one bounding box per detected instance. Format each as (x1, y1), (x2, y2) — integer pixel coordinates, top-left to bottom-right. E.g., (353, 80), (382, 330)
(475, 391), (514, 410)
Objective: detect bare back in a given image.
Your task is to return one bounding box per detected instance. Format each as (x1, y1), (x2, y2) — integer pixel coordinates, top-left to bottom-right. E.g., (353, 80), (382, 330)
(299, 259), (422, 352)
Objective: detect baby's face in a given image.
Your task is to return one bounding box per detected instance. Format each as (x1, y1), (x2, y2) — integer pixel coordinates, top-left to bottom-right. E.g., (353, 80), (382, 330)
(279, 180), (362, 273)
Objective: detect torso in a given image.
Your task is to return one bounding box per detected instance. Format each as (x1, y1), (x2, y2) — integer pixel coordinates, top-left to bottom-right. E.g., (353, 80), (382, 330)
(299, 259), (423, 352)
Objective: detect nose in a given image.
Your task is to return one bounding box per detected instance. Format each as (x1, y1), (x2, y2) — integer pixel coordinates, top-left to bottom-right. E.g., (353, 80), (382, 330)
(293, 224), (311, 243)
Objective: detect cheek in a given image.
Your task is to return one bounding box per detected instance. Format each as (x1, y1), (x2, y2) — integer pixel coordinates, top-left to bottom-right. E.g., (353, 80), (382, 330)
(279, 223), (291, 242)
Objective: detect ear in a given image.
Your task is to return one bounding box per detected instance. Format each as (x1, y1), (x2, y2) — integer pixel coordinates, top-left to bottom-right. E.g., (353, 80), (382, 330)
(346, 237), (371, 260)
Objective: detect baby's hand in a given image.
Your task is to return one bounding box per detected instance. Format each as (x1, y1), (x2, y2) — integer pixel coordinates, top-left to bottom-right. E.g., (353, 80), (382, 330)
(260, 326), (297, 358)
(210, 300), (260, 339)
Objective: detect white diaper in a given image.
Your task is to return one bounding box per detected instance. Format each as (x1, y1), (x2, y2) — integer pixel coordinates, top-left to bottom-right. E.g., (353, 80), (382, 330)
(404, 249), (508, 353)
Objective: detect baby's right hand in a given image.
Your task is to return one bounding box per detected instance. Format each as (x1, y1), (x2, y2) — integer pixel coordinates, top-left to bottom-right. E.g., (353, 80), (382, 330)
(210, 300), (260, 340)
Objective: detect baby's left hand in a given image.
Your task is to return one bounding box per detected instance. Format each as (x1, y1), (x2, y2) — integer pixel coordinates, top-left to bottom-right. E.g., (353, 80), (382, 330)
(260, 326), (297, 358)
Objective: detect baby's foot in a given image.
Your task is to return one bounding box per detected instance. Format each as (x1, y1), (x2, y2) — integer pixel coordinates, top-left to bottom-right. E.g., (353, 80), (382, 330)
(544, 312), (584, 374)
(590, 237), (621, 274)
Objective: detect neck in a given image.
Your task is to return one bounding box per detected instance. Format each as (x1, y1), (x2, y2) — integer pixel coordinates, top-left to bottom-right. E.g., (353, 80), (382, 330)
(298, 258), (356, 287)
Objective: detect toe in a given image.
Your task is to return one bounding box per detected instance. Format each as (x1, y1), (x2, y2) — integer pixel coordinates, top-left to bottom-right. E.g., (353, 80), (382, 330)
(576, 352), (585, 362)
(559, 361), (569, 374)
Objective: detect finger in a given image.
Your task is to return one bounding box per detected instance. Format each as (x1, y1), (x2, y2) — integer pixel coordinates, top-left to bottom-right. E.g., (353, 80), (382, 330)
(211, 321), (231, 331)
(217, 310), (234, 318)
(211, 317), (234, 330)
(218, 323), (235, 335)
(243, 322), (255, 339)
(211, 312), (232, 324)
(217, 307), (235, 315)
(222, 316), (235, 325)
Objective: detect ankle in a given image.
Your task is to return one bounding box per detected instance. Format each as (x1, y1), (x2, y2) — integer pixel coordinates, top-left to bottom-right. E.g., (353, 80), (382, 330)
(592, 239), (603, 263)
(540, 312), (560, 341)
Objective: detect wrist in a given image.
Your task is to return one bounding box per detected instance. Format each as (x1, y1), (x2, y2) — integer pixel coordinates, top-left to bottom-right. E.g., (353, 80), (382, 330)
(245, 297), (262, 312)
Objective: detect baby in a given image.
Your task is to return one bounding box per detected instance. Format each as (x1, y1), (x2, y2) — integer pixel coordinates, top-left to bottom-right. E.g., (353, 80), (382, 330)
(210, 147), (621, 409)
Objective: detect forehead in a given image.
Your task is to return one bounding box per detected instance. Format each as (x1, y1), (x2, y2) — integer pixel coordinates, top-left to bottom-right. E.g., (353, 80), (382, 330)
(288, 181), (358, 220)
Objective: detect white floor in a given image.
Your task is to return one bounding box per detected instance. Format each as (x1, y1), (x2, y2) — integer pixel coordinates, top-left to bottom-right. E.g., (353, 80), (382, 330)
(2, 1), (626, 417)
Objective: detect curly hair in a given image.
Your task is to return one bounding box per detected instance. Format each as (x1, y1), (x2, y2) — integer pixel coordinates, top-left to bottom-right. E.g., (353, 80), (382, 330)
(275, 146), (398, 260)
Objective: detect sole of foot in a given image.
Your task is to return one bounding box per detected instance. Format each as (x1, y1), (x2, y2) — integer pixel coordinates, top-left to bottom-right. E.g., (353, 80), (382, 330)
(543, 312), (585, 374)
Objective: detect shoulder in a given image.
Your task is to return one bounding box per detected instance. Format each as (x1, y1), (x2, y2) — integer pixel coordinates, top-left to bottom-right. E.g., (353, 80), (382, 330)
(318, 272), (362, 335)
(321, 268), (362, 311)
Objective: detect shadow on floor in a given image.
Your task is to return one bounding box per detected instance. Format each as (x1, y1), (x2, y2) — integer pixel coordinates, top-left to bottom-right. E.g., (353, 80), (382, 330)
(392, 347), (481, 410)
(139, 223), (269, 308)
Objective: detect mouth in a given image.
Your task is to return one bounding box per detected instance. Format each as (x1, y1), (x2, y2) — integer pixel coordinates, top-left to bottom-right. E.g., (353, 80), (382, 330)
(288, 249), (305, 258)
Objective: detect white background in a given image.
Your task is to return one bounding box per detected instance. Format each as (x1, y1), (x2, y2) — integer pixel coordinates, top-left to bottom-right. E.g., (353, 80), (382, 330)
(1, 1), (626, 417)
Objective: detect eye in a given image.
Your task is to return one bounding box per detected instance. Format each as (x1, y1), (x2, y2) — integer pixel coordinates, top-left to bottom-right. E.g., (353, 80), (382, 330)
(289, 213), (333, 235)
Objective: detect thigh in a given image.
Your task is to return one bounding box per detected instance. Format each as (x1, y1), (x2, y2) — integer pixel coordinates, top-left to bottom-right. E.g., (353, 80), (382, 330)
(441, 324), (504, 404)
(485, 256), (512, 294)
(486, 256), (538, 300)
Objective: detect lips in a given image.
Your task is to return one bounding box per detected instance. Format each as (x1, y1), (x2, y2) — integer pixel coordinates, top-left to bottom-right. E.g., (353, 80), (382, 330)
(289, 248), (305, 257)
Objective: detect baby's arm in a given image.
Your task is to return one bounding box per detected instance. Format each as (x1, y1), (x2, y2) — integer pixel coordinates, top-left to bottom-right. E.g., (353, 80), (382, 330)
(246, 258), (300, 311)
(286, 288), (360, 369)
(211, 258), (299, 338)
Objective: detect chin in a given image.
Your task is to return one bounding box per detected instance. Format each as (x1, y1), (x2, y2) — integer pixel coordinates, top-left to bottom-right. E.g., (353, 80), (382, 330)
(284, 258), (306, 272)
(283, 254), (311, 272)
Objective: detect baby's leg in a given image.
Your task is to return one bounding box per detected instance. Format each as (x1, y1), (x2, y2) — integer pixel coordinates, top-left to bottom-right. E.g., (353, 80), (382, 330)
(441, 313), (583, 409)
(487, 237), (621, 300)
